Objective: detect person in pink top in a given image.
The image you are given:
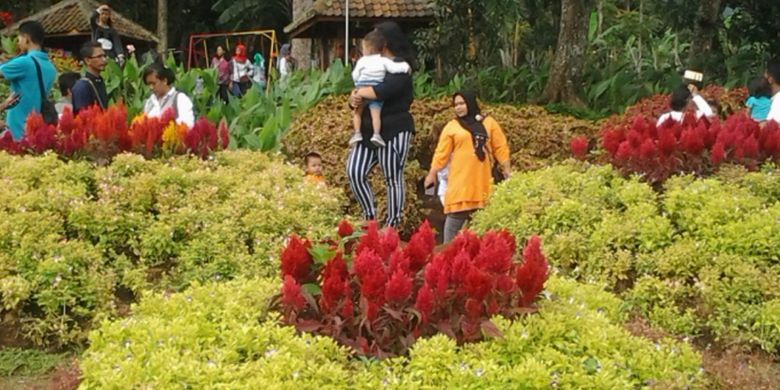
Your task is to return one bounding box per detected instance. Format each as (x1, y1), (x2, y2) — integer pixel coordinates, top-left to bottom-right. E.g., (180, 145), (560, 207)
(211, 45), (231, 102)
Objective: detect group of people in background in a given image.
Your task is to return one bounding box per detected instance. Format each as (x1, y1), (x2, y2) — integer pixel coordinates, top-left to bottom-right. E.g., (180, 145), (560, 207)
(0, 4), (195, 141)
(658, 59), (780, 127)
(211, 43), (267, 101)
(210, 42), (297, 102)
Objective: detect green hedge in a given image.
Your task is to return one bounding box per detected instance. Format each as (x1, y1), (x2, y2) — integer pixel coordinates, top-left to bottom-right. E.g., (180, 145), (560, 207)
(79, 275), (702, 388)
(0, 151), (342, 348)
(472, 162), (780, 354)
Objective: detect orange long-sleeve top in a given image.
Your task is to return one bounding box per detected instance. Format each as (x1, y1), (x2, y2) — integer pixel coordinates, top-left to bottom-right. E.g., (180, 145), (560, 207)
(431, 116), (510, 214)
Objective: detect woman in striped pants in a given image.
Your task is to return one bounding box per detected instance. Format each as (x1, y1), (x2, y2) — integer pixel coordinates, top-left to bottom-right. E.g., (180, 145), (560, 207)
(347, 22), (415, 228)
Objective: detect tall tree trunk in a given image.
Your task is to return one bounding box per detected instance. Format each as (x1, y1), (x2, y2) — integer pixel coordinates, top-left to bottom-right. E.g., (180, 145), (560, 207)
(540, 0), (593, 106)
(688, 0), (722, 70)
(157, 0), (168, 54)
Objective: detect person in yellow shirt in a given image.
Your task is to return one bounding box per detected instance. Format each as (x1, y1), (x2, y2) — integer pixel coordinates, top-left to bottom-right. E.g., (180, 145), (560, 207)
(304, 152), (326, 185)
(424, 91), (511, 243)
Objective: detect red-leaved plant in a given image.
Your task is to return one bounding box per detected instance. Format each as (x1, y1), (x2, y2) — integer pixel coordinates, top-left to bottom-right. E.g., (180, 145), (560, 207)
(276, 220), (550, 358)
(600, 112), (780, 184)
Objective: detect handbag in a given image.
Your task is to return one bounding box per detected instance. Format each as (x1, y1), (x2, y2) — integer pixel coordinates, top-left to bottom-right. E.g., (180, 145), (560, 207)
(486, 140), (505, 184)
(31, 57), (58, 126)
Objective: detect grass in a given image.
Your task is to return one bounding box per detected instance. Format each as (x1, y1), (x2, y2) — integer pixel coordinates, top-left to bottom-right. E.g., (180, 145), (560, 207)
(0, 348), (68, 378)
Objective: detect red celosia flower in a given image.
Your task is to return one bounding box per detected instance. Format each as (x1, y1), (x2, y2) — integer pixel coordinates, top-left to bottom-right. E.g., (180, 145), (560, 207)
(218, 118), (230, 149)
(424, 253), (452, 298)
(516, 236), (549, 307)
(379, 227), (400, 259)
(337, 219), (354, 238)
(627, 128), (643, 149)
(280, 234), (313, 283)
(320, 272), (346, 313)
(415, 283), (434, 322)
(322, 251), (348, 281)
(385, 269), (413, 303)
(58, 107), (75, 135)
(570, 135), (589, 160)
(680, 127), (705, 155)
(639, 138), (657, 160)
(366, 300), (381, 322)
(486, 298), (499, 316)
(497, 229), (517, 255)
(23, 112), (57, 153)
(0, 131), (22, 154)
(184, 117), (219, 158)
(340, 298), (354, 318)
(356, 221), (381, 256)
(352, 248), (384, 280)
(496, 275), (515, 294)
(709, 142), (726, 165)
(474, 231), (513, 275)
(465, 298), (482, 319)
(360, 269), (386, 302)
(743, 135), (759, 158)
(388, 249), (410, 275)
(601, 128), (625, 156)
(463, 265), (492, 301)
(281, 275), (306, 310)
(657, 127), (677, 156)
(615, 141), (632, 161)
(404, 220), (436, 271)
(449, 249), (471, 285)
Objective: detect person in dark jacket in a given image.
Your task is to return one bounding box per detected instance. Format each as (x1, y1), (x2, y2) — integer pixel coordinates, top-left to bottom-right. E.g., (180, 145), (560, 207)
(346, 22), (416, 228)
(90, 4), (125, 64)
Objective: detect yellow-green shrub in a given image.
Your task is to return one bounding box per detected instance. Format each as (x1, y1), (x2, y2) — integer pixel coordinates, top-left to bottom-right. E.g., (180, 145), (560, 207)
(79, 275), (702, 388)
(473, 162), (780, 354)
(0, 150), (342, 347)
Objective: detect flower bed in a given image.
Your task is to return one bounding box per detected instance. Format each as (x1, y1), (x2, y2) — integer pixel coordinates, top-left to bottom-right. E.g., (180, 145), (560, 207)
(472, 162), (780, 355)
(0, 105), (229, 161)
(79, 275), (702, 388)
(0, 150), (341, 348)
(277, 221), (549, 358)
(599, 113), (780, 184)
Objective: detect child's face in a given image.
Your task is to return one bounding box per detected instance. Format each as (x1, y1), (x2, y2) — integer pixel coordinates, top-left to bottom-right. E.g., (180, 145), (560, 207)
(306, 157), (322, 175)
(362, 41), (377, 55)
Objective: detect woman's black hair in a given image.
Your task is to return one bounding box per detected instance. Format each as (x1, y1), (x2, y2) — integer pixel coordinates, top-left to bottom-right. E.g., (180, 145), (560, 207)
(748, 77), (772, 98)
(670, 85), (691, 112)
(453, 91), (488, 161)
(374, 21), (416, 70)
(143, 63), (176, 85)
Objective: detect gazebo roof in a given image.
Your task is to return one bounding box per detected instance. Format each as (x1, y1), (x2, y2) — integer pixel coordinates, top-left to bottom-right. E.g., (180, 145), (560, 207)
(1, 0), (159, 43)
(285, 0), (434, 38)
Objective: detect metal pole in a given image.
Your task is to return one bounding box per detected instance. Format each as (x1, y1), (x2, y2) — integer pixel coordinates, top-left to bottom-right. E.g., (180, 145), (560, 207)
(344, 0), (349, 65)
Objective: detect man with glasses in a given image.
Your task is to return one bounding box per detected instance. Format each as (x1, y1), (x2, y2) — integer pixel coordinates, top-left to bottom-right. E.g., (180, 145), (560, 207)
(0, 21), (56, 140)
(72, 41), (109, 115)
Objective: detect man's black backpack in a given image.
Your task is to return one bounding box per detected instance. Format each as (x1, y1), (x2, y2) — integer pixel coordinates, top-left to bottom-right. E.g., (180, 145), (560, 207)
(31, 57), (58, 126)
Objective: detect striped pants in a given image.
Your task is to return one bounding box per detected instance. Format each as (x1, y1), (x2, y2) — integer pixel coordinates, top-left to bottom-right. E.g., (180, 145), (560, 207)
(346, 131), (412, 228)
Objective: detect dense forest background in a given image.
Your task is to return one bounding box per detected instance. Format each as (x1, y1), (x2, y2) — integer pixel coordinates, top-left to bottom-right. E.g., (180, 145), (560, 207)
(2, 0), (779, 113)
